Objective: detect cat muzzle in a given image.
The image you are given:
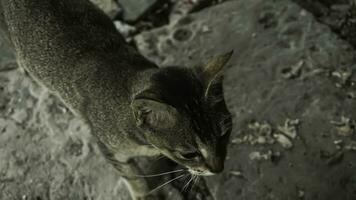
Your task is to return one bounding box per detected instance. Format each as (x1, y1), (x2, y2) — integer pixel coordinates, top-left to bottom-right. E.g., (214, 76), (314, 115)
(188, 169), (216, 176)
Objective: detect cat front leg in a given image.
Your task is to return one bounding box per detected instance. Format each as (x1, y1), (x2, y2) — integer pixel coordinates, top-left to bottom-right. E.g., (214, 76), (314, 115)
(97, 141), (161, 200)
(120, 160), (159, 200)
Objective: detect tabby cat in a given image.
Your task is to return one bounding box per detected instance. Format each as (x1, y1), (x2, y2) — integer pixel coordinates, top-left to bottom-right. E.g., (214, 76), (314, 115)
(0, 0), (233, 199)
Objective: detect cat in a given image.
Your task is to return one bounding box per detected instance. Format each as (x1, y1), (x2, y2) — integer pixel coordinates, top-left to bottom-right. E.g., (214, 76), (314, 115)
(0, 0), (233, 199)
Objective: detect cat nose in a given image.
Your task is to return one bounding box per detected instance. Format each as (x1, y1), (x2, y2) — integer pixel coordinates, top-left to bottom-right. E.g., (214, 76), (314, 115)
(207, 159), (224, 174)
(210, 163), (224, 174)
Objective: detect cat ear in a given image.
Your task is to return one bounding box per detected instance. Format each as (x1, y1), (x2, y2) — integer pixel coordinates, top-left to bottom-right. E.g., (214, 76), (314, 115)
(201, 51), (233, 97)
(131, 99), (178, 129)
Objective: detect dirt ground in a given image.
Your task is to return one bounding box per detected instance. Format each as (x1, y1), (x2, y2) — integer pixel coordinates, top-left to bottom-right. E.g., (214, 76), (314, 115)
(1, 0), (356, 200)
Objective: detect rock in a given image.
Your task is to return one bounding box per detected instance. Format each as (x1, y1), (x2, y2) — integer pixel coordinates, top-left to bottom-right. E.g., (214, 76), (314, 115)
(281, 60), (304, 79)
(249, 151), (273, 161)
(169, 0), (226, 23)
(0, 34), (15, 69)
(298, 190), (305, 198)
(0, 61), (17, 72)
(114, 20), (137, 40)
(291, 0), (356, 49)
(277, 118), (300, 139)
(326, 151), (344, 166)
(90, 0), (121, 18)
(118, 0), (158, 22)
(345, 141), (356, 151)
(11, 108), (28, 124)
(274, 133), (293, 149)
(246, 121), (275, 145)
(333, 139), (343, 150)
(331, 116), (355, 137)
(230, 171), (242, 177)
(231, 137), (243, 144)
(232, 121), (277, 146)
(331, 68), (353, 88)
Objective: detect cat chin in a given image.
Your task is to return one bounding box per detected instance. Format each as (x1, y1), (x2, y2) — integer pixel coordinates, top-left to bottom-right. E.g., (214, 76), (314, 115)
(188, 169), (215, 176)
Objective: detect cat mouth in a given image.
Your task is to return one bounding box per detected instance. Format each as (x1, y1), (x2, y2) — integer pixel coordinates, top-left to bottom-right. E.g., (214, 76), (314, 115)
(188, 169), (215, 176)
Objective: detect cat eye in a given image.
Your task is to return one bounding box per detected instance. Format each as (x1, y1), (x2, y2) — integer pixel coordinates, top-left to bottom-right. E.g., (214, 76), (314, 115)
(178, 151), (200, 160)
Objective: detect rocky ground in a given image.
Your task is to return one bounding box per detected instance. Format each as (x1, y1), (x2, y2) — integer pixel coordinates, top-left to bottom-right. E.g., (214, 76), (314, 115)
(1, 0), (356, 200)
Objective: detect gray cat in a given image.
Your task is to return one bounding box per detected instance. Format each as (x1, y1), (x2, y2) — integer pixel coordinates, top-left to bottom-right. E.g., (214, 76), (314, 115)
(0, 0), (233, 199)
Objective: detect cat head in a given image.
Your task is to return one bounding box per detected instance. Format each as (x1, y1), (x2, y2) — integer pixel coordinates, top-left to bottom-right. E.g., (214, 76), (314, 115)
(131, 51), (233, 176)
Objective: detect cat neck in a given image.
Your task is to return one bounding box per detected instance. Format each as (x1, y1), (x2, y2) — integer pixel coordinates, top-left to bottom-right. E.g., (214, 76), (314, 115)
(129, 67), (160, 99)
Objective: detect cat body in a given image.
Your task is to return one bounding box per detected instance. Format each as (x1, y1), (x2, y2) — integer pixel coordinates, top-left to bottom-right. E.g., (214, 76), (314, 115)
(0, 0), (233, 199)
(2, 0), (159, 159)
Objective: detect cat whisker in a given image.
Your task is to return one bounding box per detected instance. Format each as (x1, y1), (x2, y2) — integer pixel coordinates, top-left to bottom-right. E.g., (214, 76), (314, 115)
(151, 155), (166, 164)
(132, 169), (186, 178)
(182, 175), (195, 192)
(147, 174), (187, 195)
(191, 175), (200, 190)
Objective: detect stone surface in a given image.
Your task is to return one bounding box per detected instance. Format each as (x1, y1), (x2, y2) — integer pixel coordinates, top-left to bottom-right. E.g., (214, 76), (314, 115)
(118, 0), (158, 22)
(0, 33), (14, 71)
(135, 0), (356, 199)
(292, 0), (356, 49)
(90, 0), (121, 18)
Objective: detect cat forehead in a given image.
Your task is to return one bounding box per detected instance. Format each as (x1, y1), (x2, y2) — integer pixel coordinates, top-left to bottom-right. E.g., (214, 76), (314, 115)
(195, 134), (216, 152)
(151, 68), (204, 98)
(200, 147), (209, 158)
